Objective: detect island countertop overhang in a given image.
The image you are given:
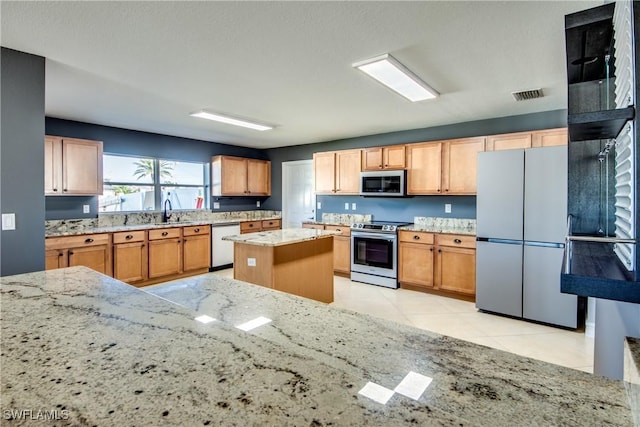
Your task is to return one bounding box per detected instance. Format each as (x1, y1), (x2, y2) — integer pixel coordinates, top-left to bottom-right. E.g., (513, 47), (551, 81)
(222, 227), (340, 247)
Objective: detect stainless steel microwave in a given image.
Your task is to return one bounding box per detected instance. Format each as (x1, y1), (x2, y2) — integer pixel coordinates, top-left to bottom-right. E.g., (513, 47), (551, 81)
(359, 170), (406, 196)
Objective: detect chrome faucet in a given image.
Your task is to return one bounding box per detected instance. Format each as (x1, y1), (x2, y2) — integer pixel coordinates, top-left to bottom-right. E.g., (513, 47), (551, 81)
(163, 198), (173, 222)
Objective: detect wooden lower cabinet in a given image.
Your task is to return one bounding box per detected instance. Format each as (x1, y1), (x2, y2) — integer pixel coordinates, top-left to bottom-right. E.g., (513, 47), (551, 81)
(399, 231), (476, 299)
(241, 219), (282, 234)
(183, 226), (211, 272)
(148, 228), (182, 279)
(304, 224), (351, 276)
(45, 233), (112, 276)
(113, 230), (147, 283)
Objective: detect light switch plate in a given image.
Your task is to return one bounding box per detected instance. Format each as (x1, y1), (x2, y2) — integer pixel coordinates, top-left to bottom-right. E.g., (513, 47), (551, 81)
(317, 202), (322, 209)
(351, 203), (357, 210)
(445, 203), (452, 213)
(344, 202), (350, 210)
(213, 202), (220, 209)
(2, 213), (16, 230)
(83, 205), (90, 214)
(256, 201), (261, 208)
(247, 257), (256, 267)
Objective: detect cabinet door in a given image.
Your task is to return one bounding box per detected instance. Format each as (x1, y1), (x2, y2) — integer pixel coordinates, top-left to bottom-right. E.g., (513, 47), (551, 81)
(148, 238), (182, 278)
(313, 152), (336, 194)
(261, 219), (281, 230)
(442, 137), (485, 194)
(531, 128), (568, 147)
(247, 159), (271, 195)
(384, 145), (406, 169)
(62, 138), (103, 195)
(44, 136), (62, 195)
(335, 149), (361, 194)
(183, 234), (211, 271)
(113, 242), (147, 283)
(406, 142), (442, 194)
(486, 132), (531, 151)
(362, 147), (384, 171)
(333, 235), (351, 274)
(219, 156), (249, 195)
(45, 249), (67, 270)
(399, 242), (434, 288)
(435, 246), (476, 295)
(68, 245), (110, 275)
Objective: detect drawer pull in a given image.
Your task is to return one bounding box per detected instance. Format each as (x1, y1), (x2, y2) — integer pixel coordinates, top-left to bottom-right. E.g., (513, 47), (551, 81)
(125, 234), (133, 240)
(413, 235), (420, 240)
(438, 249), (442, 253)
(194, 228), (200, 232)
(85, 238), (94, 243)
(336, 228), (341, 232)
(162, 231), (169, 236)
(249, 224), (254, 227)
(454, 239), (462, 244)
(58, 252), (63, 257)
(430, 247), (433, 252)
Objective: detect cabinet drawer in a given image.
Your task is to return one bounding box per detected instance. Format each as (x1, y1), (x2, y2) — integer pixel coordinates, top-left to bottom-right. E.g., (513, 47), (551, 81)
(399, 230), (434, 245)
(241, 221), (262, 233)
(148, 228), (181, 240)
(113, 230), (146, 244)
(302, 223), (325, 230)
(183, 225), (210, 236)
(261, 219), (281, 229)
(46, 233), (110, 250)
(436, 234), (476, 249)
(324, 225), (351, 237)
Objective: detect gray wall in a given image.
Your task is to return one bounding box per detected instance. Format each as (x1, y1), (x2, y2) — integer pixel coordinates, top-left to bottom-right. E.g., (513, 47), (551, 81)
(1, 48), (46, 276)
(262, 109), (567, 220)
(45, 118), (269, 219)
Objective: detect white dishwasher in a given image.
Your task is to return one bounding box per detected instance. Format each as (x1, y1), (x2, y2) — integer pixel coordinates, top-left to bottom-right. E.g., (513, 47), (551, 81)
(211, 224), (241, 269)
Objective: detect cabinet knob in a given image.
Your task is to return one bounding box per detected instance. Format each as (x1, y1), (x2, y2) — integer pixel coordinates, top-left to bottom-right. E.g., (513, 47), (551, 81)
(126, 235), (133, 240)
(413, 235), (420, 240)
(177, 240), (181, 243)
(58, 252), (63, 257)
(438, 249), (442, 253)
(141, 244), (145, 248)
(162, 231), (169, 236)
(249, 224), (254, 227)
(194, 228), (200, 232)
(85, 238), (94, 243)
(69, 251), (74, 255)
(384, 164), (388, 167)
(445, 189), (449, 192)
(53, 188), (58, 192)
(379, 165), (383, 169)
(430, 247), (434, 252)
(437, 188), (441, 193)
(454, 239), (462, 244)
(63, 189), (68, 192)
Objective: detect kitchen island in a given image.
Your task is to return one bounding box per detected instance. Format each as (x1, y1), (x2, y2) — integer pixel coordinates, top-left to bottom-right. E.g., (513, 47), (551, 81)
(0, 267), (632, 426)
(223, 228), (338, 303)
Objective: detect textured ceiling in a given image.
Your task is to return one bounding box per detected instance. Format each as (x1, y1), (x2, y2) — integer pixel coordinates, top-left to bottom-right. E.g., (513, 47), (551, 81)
(1, 1), (602, 149)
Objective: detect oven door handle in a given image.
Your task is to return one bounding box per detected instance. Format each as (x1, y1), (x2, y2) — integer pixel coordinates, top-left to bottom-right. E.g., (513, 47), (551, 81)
(351, 232), (396, 241)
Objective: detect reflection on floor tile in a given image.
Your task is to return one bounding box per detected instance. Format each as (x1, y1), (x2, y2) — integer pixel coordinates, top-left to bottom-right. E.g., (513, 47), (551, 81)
(213, 269), (594, 373)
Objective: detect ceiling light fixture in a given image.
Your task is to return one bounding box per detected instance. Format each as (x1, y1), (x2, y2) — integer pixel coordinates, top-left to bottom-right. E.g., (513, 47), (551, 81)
(353, 54), (439, 102)
(190, 110), (273, 131)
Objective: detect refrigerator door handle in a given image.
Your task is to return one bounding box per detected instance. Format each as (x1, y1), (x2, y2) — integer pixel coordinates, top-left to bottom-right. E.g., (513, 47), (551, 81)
(483, 238), (523, 245)
(524, 240), (565, 249)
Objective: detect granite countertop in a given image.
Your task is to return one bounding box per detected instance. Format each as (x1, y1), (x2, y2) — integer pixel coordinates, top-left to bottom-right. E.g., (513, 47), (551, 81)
(399, 224), (477, 236)
(222, 228), (339, 247)
(45, 216), (282, 237)
(302, 220), (353, 227)
(0, 267), (632, 426)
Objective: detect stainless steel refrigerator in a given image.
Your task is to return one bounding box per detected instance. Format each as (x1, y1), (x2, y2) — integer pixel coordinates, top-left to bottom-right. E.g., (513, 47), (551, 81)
(475, 146), (578, 328)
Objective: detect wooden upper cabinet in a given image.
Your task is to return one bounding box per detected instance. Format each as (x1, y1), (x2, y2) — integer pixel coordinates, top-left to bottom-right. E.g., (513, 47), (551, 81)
(486, 131), (531, 151)
(531, 127), (568, 147)
(442, 137), (485, 194)
(362, 145), (406, 171)
(406, 142), (442, 194)
(313, 149), (361, 194)
(211, 155), (271, 196)
(45, 136), (103, 195)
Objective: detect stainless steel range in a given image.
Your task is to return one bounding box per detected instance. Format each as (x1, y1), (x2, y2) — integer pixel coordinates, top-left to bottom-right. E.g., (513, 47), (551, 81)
(350, 221), (410, 289)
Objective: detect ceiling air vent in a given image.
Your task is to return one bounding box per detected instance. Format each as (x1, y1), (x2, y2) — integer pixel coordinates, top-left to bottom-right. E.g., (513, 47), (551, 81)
(511, 88), (544, 101)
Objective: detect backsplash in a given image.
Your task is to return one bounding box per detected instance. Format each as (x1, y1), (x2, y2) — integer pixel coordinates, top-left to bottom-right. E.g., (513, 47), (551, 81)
(413, 216), (476, 233)
(45, 210), (281, 234)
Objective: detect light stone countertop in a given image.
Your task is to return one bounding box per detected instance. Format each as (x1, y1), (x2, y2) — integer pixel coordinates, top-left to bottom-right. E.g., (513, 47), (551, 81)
(222, 228), (339, 247)
(0, 267), (632, 426)
(45, 216), (282, 237)
(399, 224), (477, 236)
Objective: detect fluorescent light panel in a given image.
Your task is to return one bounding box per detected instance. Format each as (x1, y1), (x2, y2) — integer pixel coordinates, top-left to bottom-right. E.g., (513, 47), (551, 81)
(190, 111), (273, 131)
(353, 54), (438, 102)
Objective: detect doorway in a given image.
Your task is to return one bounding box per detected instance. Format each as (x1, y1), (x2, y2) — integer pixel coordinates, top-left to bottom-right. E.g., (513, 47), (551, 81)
(282, 160), (314, 228)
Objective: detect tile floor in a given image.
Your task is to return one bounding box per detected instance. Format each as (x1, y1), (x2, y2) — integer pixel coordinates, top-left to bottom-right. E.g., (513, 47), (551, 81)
(213, 269), (594, 373)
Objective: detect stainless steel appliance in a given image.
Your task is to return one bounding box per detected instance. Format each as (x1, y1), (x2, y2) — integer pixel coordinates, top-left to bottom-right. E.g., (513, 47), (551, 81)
(211, 224), (240, 270)
(475, 146), (579, 328)
(359, 170), (406, 196)
(350, 221), (409, 288)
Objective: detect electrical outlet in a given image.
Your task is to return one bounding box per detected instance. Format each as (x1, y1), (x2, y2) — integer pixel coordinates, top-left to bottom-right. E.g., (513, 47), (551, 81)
(213, 202), (220, 209)
(83, 205), (90, 214)
(256, 201), (261, 208)
(344, 202), (350, 210)
(445, 203), (452, 213)
(247, 257), (256, 267)
(317, 202), (322, 209)
(351, 203), (357, 210)
(1, 213), (16, 230)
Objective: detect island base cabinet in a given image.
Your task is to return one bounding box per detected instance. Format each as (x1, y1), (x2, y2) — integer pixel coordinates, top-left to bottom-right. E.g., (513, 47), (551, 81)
(233, 238), (334, 303)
